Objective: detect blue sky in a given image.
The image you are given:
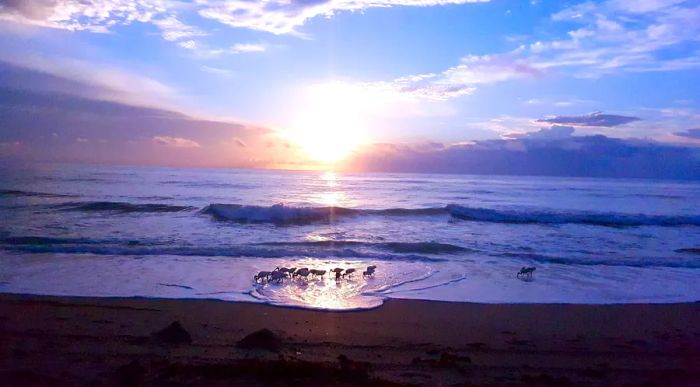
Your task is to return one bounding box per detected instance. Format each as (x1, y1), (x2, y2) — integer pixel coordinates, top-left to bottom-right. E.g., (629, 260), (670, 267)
(0, 0), (699, 176)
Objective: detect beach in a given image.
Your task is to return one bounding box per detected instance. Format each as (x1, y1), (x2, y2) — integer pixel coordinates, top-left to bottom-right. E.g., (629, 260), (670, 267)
(1, 294), (698, 386)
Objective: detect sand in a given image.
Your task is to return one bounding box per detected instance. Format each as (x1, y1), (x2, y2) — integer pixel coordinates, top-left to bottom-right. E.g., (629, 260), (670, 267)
(1, 294), (699, 386)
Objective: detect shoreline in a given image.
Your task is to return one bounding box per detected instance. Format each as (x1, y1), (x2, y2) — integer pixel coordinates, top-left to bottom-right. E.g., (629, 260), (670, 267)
(2, 293), (699, 386)
(2, 290), (700, 310)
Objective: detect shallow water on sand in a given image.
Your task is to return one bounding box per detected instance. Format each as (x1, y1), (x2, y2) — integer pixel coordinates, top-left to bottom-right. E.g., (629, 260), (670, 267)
(1, 163), (699, 309)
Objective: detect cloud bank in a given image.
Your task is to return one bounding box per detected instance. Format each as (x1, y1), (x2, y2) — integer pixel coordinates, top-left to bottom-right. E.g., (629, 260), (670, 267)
(0, 61), (297, 167)
(346, 125), (700, 180)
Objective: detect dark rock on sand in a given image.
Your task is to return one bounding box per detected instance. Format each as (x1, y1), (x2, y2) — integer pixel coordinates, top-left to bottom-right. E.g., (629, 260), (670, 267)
(152, 321), (192, 344)
(337, 355), (370, 382)
(236, 328), (283, 352)
(115, 360), (146, 386)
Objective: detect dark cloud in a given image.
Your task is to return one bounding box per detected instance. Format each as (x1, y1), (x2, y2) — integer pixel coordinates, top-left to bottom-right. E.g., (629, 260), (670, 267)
(537, 112), (641, 127)
(348, 133), (700, 180)
(675, 128), (700, 139)
(0, 61), (282, 167)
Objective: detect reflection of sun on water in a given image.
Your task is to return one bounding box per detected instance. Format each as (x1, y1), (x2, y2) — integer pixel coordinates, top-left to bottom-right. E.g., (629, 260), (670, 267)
(307, 171), (347, 207)
(252, 259), (382, 310)
(321, 171), (337, 186)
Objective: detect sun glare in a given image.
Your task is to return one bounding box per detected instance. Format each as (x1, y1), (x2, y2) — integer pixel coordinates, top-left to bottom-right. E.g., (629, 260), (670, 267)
(289, 82), (369, 164)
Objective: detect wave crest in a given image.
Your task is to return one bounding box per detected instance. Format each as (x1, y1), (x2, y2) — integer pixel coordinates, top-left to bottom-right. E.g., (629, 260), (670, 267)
(446, 205), (700, 227)
(201, 203), (446, 223)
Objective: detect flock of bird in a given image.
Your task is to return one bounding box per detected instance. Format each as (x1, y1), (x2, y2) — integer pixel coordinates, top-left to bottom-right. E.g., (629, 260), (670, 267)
(254, 265), (377, 284)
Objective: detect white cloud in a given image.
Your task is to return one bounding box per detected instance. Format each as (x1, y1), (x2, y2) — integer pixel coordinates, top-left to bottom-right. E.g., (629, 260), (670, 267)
(197, 0), (490, 35)
(542, 0), (700, 75)
(0, 0), (166, 32)
(231, 42), (266, 53)
(0, 0), (490, 42)
(178, 40), (197, 49)
(201, 65), (234, 76)
(151, 15), (206, 43)
(347, 0), (700, 103)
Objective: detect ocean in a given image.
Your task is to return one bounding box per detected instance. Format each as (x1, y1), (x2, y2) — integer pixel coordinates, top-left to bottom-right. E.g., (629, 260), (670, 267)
(1, 163), (699, 310)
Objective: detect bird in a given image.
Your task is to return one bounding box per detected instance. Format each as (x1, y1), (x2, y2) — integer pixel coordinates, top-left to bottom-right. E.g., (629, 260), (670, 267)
(254, 271), (272, 283)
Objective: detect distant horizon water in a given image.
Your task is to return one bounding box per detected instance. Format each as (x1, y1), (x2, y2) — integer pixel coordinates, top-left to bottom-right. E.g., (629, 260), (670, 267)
(1, 163), (699, 310)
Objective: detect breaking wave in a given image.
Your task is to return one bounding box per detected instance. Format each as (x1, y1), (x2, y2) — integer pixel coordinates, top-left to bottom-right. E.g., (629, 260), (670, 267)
(202, 203), (700, 227)
(0, 238), (446, 262)
(256, 241), (471, 254)
(445, 205), (700, 227)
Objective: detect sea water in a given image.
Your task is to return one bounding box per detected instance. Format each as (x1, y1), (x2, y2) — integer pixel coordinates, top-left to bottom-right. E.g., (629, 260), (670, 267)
(1, 163), (698, 310)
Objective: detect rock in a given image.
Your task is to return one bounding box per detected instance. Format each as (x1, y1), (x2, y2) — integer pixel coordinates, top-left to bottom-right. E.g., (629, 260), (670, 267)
(114, 360), (146, 386)
(151, 321), (191, 344)
(236, 329), (283, 352)
(336, 354), (370, 381)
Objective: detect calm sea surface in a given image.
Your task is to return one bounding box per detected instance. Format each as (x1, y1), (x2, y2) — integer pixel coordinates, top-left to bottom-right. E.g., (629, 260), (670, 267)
(1, 163), (699, 309)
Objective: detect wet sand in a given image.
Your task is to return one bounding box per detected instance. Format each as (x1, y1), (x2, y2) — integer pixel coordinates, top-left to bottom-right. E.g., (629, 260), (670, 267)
(1, 293), (699, 386)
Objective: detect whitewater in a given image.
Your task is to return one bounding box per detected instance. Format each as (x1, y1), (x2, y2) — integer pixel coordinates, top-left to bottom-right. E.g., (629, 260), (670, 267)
(1, 164), (699, 310)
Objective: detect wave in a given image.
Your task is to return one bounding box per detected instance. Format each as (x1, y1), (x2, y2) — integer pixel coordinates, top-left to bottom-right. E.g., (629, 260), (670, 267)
(0, 236), (102, 245)
(446, 205), (700, 227)
(12, 196), (699, 228)
(53, 201), (195, 213)
(2, 242), (445, 262)
(257, 241), (471, 254)
(202, 203), (700, 227)
(676, 248), (700, 255)
(496, 252), (700, 269)
(0, 189), (77, 198)
(202, 203), (360, 223)
(201, 203), (445, 223)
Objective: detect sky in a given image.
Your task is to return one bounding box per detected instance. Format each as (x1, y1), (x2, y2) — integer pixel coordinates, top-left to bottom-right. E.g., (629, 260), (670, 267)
(0, 0), (699, 178)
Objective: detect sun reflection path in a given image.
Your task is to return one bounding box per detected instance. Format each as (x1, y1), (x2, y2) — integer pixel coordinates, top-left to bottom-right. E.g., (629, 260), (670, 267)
(249, 259), (435, 310)
(306, 172), (349, 208)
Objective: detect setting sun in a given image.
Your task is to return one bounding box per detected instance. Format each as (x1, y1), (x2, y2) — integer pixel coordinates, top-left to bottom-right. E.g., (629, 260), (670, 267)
(289, 82), (368, 164)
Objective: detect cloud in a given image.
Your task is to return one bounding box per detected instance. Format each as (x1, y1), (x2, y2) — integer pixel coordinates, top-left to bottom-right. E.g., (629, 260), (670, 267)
(346, 132), (700, 180)
(537, 112), (641, 127)
(0, 54), (178, 109)
(151, 15), (207, 46)
(0, 0), (490, 47)
(675, 128), (700, 139)
(505, 125), (576, 140)
(201, 65), (234, 77)
(0, 61), (293, 167)
(541, 0), (700, 75)
(342, 52), (542, 102)
(231, 43), (266, 53)
(197, 0), (489, 35)
(152, 136), (201, 148)
(233, 138), (247, 147)
(363, 0), (700, 101)
(0, 0), (164, 33)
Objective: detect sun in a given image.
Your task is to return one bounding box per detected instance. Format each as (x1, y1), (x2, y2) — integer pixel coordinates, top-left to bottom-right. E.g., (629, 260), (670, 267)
(288, 82), (368, 164)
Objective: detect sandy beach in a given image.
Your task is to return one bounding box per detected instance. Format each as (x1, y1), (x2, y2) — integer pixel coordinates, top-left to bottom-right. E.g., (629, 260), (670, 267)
(1, 294), (698, 386)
